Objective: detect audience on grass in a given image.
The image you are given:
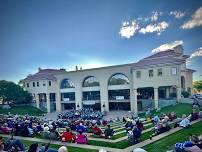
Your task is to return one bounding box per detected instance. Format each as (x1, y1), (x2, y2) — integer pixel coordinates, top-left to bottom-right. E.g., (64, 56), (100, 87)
(0, 104), (201, 149)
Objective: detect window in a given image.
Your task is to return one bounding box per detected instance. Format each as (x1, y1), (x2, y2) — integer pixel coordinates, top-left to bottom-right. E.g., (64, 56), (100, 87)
(83, 76), (99, 87)
(27, 83), (29, 87)
(33, 82), (35, 87)
(108, 73), (129, 85)
(157, 68), (162, 76)
(43, 83), (46, 86)
(37, 82), (39, 87)
(149, 70), (154, 77)
(171, 67), (177, 75)
(136, 71), (141, 78)
(48, 81), (51, 86)
(60, 79), (75, 89)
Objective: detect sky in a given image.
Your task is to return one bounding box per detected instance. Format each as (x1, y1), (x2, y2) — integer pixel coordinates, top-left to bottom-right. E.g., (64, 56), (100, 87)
(0, 0), (202, 83)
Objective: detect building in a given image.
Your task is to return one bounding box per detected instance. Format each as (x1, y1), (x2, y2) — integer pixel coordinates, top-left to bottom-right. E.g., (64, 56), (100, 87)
(22, 46), (195, 113)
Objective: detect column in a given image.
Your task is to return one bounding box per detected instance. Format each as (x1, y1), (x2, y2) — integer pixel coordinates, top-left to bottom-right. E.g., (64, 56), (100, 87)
(154, 88), (159, 109)
(166, 87), (170, 99)
(177, 87), (181, 103)
(132, 89), (138, 114)
(75, 82), (82, 110)
(46, 93), (51, 113)
(36, 94), (40, 109)
(100, 81), (109, 112)
(56, 92), (61, 111)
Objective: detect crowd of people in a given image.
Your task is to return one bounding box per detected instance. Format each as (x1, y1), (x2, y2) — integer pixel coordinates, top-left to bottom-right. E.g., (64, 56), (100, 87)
(0, 101), (201, 152)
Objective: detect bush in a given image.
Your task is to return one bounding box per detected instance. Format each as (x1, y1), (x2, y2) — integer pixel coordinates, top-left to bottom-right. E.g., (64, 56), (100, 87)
(181, 91), (190, 98)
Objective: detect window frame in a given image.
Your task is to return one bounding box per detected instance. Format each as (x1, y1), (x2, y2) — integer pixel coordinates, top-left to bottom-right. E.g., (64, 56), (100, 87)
(149, 69), (154, 77)
(157, 68), (163, 77)
(171, 67), (177, 75)
(136, 71), (141, 78)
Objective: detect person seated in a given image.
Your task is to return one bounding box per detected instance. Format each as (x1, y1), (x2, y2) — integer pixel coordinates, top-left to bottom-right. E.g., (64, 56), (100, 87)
(152, 115), (160, 125)
(0, 123), (11, 134)
(102, 120), (108, 126)
(21, 124), (30, 137)
(161, 118), (171, 133)
(136, 120), (144, 131)
(36, 123), (43, 133)
(175, 135), (201, 152)
(57, 146), (68, 152)
(60, 128), (74, 142)
(0, 136), (25, 152)
(151, 122), (162, 138)
(125, 121), (134, 131)
(75, 131), (88, 144)
(179, 114), (190, 128)
(76, 123), (86, 133)
(168, 112), (176, 121)
(145, 108), (152, 121)
(86, 124), (93, 133)
(191, 105), (200, 121)
(92, 125), (103, 137)
(104, 125), (114, 139)
(132, 125), (141, 144)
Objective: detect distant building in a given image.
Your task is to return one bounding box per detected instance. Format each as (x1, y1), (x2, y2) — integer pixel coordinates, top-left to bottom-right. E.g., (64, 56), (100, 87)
(22, 46), (195, 113)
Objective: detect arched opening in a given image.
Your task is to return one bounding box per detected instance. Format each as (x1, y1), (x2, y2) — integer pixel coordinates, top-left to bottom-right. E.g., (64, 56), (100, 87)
(82, 76), (100, 110)
(60, 78), (75, 110)
(108, 73), (130, 110)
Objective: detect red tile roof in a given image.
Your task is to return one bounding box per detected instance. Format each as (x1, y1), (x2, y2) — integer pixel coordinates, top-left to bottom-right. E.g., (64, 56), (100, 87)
(23, 69), (66, 81)
(133, 50), (186, 69)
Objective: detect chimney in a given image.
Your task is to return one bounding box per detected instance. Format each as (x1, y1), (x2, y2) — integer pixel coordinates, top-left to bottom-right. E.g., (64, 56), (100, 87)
(38, 67), (42, 72)
(75, 66), (78, 71)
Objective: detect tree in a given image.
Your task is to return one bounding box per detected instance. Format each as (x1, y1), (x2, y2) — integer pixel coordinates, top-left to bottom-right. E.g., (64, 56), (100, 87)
(193, 80), (202, 93)
(0, 80), (32, 104)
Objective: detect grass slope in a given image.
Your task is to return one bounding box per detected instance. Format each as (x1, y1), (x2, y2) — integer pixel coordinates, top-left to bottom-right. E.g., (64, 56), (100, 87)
(138, 103), (192, 118)
(0, 106), (45, 116)
(143, 120), (202, 152)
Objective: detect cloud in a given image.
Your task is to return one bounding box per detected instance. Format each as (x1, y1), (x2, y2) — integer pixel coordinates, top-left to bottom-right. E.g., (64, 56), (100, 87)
(119, 20), (139, 39)
(151, 40), (183, 53)
(170, 11), (185, 19)
(137, 11), (163, 22)
(181, 6), (202, 29)
(186, 47), (202, 64)
(189, 47), (202, 59)
(151, 11), (163, 21)
(139, 21), (169, 35)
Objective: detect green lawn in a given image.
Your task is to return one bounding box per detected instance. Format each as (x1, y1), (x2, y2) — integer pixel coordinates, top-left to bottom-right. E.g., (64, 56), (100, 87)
(0, 105), (45, 116)
(143, 120), (202, 152)
(138, 103), (192, 118)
